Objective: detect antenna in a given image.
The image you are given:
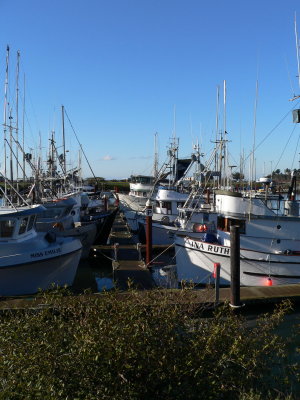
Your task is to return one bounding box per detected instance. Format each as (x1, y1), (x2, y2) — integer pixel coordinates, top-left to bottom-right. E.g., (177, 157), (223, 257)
(153, 132), (159, 178)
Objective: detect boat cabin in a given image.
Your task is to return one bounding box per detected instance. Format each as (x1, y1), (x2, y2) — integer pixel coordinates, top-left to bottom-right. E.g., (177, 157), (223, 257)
(0, 205), (45, 242)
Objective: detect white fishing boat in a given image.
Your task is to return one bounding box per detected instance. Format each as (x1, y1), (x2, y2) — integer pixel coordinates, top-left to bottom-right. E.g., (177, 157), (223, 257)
(122, 139), (202, 241)
(175, 188), (300, 286)
(137, 186), (189, 245)
(0, 204), (82, 296)
(35, 197), (97, 259)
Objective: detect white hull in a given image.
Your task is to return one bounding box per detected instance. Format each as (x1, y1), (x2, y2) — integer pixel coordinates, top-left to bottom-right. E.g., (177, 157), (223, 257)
(138, 220), (177, 245)
(175, 234), (300, 286)
(0, 236), (82, 296)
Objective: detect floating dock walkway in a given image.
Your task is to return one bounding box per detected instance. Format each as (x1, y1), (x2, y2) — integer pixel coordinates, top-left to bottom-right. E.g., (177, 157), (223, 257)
(93, 211), (160, 290)
(92, 210), (300, 306)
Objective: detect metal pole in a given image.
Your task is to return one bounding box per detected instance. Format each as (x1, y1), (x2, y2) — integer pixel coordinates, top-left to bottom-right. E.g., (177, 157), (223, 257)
(214, 262), (220, 305)
(103, 195), (108, 212)
(114, 243), (119, 261)
(137, 243), (142, 261)
(230, 225), (241, 307)
(145, 199), (153, 267)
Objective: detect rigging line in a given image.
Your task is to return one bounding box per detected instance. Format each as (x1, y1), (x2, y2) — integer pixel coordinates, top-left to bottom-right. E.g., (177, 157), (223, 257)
(63, 107), (98, 184)
(145, 242), (175, 268)
(273, 123), (297, 171)
(243, 99), (300, 165)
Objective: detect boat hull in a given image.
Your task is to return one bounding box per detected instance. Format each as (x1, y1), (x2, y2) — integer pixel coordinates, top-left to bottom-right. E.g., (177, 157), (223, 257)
(175, 234), (300, 286)
(0, 237), (82, 296)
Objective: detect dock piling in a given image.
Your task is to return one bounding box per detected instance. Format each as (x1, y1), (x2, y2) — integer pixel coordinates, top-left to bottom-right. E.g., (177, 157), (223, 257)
(145, 200), (153, 267)
(113, 243), (119, 261)
(137, 243), (142, 261)
(214, 262), (221, 305)
(230, 225), (242, 308)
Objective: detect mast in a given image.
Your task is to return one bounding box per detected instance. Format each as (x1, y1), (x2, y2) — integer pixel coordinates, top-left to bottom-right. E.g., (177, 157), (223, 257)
(22, 74), (26, 184)
(15, 50), (20, 197)
(223, 80), (228, 187)
(215, 85), (220, 187)
(251, 80), (259, 189)
(3, 45), (9, 199)
(61, 105), (66, 178)
(295, 12), (300, 92)
(9, 108), (13, 184)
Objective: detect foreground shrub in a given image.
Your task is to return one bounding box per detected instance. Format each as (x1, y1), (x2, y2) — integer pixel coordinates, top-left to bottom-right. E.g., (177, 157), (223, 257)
(0, 289), (296, 399)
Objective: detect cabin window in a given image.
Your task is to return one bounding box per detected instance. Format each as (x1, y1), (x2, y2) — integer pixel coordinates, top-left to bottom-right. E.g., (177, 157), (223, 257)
(217, 216), (245, 234)
(177, 202), (185, 208)
(185, 211), (192, 220)
(162, 201), (171, 211)
(0, 219), (15, 237)
(27, 215), (36, 231)
(19, 217), (29, 234)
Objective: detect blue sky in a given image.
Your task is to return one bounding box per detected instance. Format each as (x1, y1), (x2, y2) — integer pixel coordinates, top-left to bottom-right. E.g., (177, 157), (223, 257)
(1, 0), (300, 179)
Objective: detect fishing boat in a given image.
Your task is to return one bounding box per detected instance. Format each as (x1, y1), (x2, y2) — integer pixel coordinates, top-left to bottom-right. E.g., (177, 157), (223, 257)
(136, 142), (203, 245)
(175, 183), (300, 286)
(0, 204), (82, 296)
(35, 197), (98, 259)
(174, 75), (300, 287)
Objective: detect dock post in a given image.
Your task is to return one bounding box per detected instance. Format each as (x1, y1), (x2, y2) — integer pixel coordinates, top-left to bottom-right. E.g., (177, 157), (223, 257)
(137, 243), (142, 261)
(230, 225), (241, 308)
(114, 243), (119, 261)
(145, 199), (153, 267)
(214, 262), (220, 305)
(103, 195), (108, 212)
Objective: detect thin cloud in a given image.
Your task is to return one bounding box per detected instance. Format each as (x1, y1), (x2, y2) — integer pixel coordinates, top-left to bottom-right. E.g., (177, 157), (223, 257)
(101, 154), (115, 161)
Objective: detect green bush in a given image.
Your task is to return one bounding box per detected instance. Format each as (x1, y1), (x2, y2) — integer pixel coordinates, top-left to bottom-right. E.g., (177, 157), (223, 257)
(0, 289), (296, 399)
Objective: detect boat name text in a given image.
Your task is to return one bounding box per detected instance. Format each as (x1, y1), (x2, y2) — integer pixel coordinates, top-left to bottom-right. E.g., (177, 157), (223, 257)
(30, 248), (62, 258)
(187, 239), (230, 255)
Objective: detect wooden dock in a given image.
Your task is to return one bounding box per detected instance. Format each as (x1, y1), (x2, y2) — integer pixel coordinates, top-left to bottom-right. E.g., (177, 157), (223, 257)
(93, 210), (300, 303)
(100, 211), (157, 290)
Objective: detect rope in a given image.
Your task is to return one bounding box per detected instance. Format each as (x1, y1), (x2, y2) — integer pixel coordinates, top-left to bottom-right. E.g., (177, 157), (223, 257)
(145, 242), (175, 268)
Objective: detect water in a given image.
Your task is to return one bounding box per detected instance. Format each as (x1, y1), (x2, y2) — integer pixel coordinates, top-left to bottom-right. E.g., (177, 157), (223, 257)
(72, 250), (177, 293)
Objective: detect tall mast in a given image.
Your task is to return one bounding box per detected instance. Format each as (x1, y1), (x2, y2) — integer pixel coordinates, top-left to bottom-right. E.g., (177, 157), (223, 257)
(215, 85), (220, 187)
(295, 12), (300, 92)
(3, 45), (9, 199)
(223, 80), (228, 187)
(16, 50), (20, 196)
(251, 80), (259, 189)
(61, 105), (66, 177)
(9, 108), (13, 184)
(22, 74), (26, 184)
